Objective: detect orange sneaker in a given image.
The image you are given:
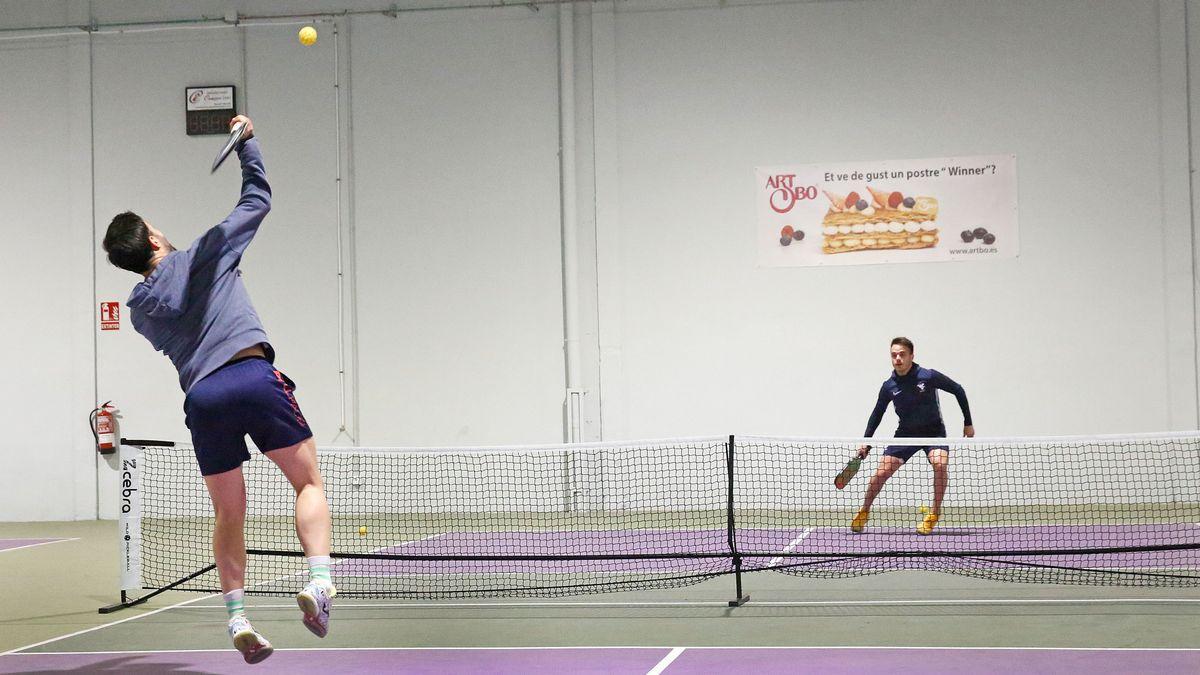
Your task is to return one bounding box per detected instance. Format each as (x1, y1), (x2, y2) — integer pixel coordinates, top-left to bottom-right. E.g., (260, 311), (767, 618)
(916, 512), (940, 535)
(850, 509), (869, 533)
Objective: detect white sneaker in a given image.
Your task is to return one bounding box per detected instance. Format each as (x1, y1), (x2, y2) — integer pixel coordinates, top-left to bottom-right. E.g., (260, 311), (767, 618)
(228, 615), (273, 664)
(296, 580), (336, 638)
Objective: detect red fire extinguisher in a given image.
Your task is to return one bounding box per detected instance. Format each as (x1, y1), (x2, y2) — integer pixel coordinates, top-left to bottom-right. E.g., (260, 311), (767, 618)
(90, 401), (119, 454)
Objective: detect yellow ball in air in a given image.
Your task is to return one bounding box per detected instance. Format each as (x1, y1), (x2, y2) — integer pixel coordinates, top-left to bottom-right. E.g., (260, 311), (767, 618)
(299, 26), (318, 46)
(919, 505), (929, 514)
(358, 526), (368, 536)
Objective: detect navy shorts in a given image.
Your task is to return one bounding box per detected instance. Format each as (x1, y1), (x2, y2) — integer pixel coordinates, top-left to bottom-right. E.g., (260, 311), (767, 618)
(184, 356), (313, 476)
(884, 426), (948, 463)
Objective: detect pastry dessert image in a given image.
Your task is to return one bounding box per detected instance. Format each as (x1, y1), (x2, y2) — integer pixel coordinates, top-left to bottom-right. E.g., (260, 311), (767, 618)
(820, 186), (939, 254)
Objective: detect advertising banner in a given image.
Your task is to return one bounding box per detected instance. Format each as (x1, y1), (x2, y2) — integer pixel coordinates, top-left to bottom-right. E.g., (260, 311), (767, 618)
(757, 154), (1018, 267)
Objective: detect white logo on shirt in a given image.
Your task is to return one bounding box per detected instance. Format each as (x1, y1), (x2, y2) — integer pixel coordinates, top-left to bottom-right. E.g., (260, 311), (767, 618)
(917, 382), (926, 392)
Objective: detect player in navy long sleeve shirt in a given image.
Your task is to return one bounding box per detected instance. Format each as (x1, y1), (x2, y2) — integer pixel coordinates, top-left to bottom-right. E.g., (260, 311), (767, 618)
(852, 337), (974, 535)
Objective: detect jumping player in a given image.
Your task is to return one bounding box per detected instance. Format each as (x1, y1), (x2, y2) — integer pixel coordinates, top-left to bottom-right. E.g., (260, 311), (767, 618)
(102, 116), (335, 664)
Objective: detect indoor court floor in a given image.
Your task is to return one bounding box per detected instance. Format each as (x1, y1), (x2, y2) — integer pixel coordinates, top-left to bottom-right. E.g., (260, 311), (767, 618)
(2, 521), (1197, 674)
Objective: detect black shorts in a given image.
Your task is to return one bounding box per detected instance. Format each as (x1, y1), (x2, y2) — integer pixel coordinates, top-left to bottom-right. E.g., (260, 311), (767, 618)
(884, 425), (948, 463)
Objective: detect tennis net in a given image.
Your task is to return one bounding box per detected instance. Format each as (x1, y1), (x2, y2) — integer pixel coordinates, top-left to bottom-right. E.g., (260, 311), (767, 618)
(108, 432), (1200, 610)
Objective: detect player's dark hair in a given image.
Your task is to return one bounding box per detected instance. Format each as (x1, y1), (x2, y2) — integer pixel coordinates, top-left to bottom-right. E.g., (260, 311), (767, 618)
(103, 211), (154, 274)
(891, 336), (914, 353)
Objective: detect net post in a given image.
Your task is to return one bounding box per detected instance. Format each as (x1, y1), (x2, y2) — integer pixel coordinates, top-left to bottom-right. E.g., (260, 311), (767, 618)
(100, 439), (197, 614)
(726, 434), (749, 607)
(103, 439), (145, 613)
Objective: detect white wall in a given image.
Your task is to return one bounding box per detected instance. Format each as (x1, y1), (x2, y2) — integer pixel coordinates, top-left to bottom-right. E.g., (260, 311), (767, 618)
(242, 21), (349, 443)
(0, 0), (1197, 520)
(349, 9), (567, 447)
(0, 34), (95, 520)
(593, 0), (1197, 439)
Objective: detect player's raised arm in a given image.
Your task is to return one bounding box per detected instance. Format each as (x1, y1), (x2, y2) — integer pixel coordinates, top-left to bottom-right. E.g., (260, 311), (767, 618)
(217, 115), (271, 255)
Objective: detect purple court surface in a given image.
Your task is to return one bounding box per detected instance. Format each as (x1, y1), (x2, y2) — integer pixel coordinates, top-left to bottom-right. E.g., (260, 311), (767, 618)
(1, 647), (1197, 674)
(0, 538), (68, 553)
(332, 524), (1197, 576)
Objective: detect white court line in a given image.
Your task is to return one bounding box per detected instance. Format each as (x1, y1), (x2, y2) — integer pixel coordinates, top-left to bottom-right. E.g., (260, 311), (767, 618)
(313, 533), (449, 576)
(790, 523), (1199, 531)
(766, 528), (813, 568)
(331, 568), (729, 578)
(212, 597), (1200, 610)
(204, 600), (742, 609)
(4, 646), (677, 656)
(7, 646), (1200, 656)
(327, 532), (724, 578)
(646, 646), (684, 674)
(0, 538), (79, 553)
(355, 532), (447, 555)
(0, 593), (217, 656)
(734, 598), (1200, 606)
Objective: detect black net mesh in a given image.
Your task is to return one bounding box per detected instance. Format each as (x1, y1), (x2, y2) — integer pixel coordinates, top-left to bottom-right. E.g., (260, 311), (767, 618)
(129, 433), (1200, 598)
(136, 438), (735, 598)
(736, 435), (1200, 586)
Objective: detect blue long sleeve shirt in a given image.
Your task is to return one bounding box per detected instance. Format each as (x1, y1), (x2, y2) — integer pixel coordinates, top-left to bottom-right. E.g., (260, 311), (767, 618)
(864, 364), (972, 437)
(126, 137), (273, 393)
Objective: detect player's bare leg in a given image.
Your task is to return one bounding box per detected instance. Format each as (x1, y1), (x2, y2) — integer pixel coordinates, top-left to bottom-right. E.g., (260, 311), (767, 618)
(853, 456), (904, 532)
(267, 437), (336, 637)
(918, 449), (949, 535)
(267, 438), (331, 557)
(205, 467), (273, 664)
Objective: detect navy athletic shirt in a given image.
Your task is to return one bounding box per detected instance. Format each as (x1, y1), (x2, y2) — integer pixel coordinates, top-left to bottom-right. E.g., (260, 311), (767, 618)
(864, 364), (972, 437)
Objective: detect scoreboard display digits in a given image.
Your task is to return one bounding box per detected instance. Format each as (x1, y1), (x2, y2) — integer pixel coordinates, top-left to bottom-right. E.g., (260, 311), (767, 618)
(186, 109), (233, 136)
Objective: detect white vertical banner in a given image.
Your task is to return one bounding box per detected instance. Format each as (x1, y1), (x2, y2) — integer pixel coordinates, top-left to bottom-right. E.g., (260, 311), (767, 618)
(756, 154), (1018, 267)
(118, 442), (142, 592)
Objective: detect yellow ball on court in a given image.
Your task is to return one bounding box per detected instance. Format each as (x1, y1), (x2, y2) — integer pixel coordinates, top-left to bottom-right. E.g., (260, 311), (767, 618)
(298, 26), (318, 46)
(358, 526), (367, 536)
